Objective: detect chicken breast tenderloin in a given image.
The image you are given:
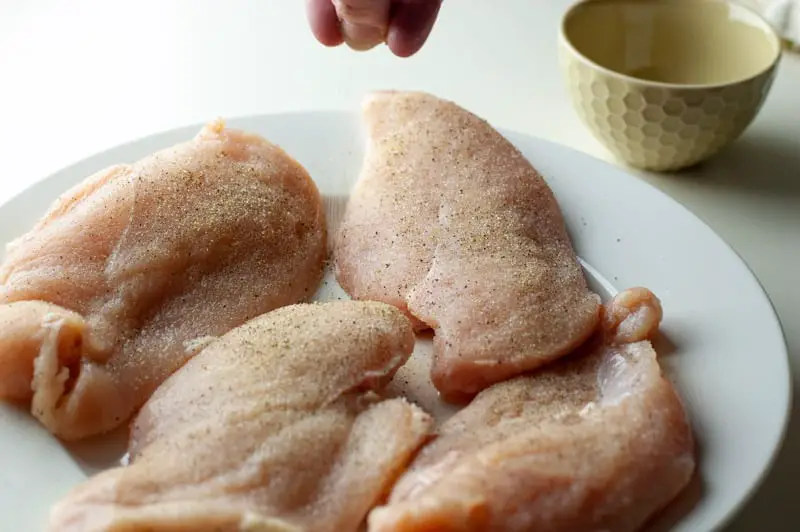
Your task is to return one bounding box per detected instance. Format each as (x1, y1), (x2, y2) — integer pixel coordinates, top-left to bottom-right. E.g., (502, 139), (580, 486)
(368, 288), (695, 532)
(334, 91), (601, 401)
(0, 120), (327, 440)
(49, 301), (432, 532)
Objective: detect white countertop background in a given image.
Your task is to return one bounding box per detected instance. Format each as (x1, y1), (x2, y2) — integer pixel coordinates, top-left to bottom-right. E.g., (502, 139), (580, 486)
(1, 1), (798, 530)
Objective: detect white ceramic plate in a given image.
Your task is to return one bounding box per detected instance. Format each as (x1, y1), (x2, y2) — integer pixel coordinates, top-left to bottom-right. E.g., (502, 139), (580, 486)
(0, 112), (790, 532)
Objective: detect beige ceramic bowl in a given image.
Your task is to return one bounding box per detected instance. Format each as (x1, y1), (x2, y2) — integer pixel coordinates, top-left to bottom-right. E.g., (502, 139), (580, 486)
(559, 0), (782, 172)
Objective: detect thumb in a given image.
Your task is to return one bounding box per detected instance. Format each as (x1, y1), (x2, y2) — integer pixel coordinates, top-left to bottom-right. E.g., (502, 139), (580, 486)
(333, 0), (392, 51)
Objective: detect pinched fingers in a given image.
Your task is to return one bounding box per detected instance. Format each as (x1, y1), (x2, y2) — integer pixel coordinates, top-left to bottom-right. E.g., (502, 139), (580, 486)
(306, 0), (443, 57)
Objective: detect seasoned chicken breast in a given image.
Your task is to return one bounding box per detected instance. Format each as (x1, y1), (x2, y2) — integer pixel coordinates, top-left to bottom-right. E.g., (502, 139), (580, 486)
(334, 91), (601, 401)
(0, 120), (327, 440)
(49, 301), (432, 532)
(368, 288), (695, 532)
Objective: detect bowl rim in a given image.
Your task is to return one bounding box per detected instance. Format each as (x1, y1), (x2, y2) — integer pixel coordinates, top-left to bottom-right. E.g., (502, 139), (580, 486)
(559, 0), (783, 90)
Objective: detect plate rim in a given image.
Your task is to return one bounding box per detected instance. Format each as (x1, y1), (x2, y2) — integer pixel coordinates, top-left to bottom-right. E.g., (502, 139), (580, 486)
(0, 110), (791, 532)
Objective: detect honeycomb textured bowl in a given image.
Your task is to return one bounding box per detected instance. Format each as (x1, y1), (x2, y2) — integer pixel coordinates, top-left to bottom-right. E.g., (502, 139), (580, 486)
(559, 45), (779, 172)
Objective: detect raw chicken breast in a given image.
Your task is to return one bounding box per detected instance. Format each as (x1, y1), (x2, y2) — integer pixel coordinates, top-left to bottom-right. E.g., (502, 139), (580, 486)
(0, 120), (327, 440)
(49, 301), (432, 532)
(334, 91), (601, 401)
(368, 288), (695, 532)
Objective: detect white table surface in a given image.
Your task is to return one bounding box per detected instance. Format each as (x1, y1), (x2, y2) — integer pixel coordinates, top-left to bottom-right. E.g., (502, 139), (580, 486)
(0, 0), (797, 530)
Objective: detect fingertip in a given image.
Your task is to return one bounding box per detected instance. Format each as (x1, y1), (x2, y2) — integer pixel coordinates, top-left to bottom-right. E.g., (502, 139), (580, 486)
(306, 0), (345, 47)
(386, 38), (419, 59)
(386, 0), (443, 57)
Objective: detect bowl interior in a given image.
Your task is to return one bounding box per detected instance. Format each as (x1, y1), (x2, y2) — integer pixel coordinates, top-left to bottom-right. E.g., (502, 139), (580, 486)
(562, 0), (781, 86)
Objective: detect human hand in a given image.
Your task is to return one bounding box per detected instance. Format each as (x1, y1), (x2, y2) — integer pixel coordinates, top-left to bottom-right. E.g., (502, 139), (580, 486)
(306, 0), (443, 57)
